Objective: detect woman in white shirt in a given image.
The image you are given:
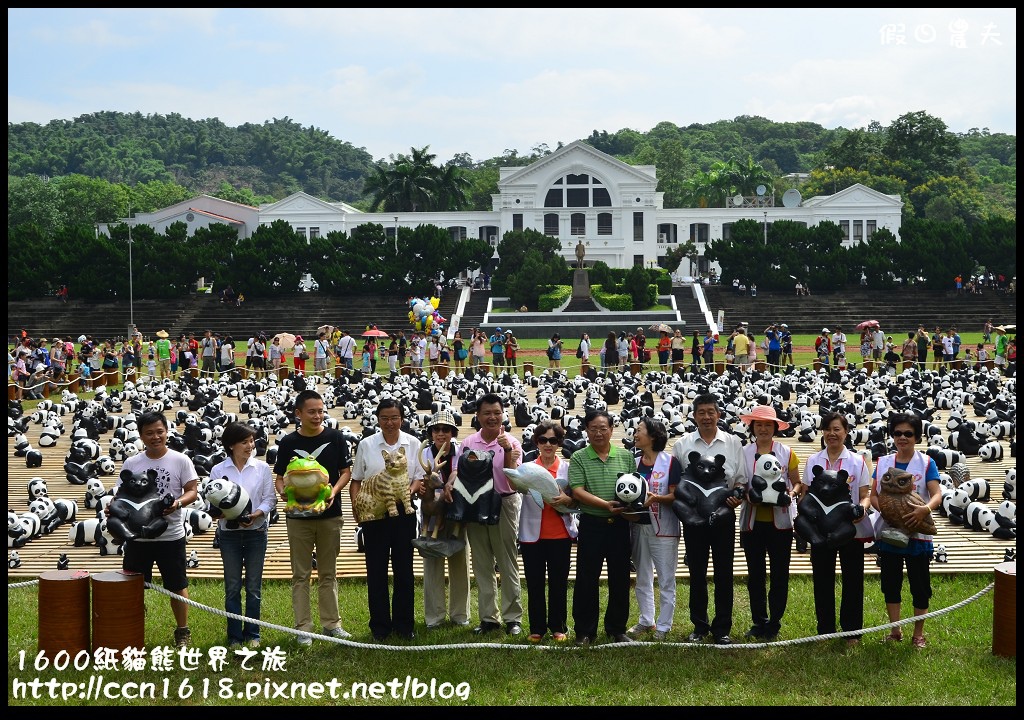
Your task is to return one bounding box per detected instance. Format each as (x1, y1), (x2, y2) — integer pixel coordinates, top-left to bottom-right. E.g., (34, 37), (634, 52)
(801, 412), (873, 646)
(209, 422), (276, 647)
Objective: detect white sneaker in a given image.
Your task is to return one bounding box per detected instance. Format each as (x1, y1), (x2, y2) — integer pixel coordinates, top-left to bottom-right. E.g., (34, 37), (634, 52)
(653, 629), (669, 641)
(296, 634), (313, 646)
(327, 626), (352, 639)
(627, 623), (654, 636)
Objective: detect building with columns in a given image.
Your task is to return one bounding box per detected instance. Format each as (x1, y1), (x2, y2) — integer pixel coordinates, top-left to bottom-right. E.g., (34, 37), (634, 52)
(105, 140), (903, 280)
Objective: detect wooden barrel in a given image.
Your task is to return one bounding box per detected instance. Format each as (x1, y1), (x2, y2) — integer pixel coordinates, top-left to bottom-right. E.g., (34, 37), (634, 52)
(38, 570), (91, 660)
(435, 364), (449, 379)
(714, 362), (725, 375)
(524, 362), (535, 375)
(993, 560), (1016, 657)
(92, 570), (145, 651)
(629, 362), (641, 375)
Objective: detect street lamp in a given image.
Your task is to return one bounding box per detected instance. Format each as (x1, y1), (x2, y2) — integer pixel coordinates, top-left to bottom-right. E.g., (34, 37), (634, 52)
(127, 204), (135, 331)
(763, 211), (768, 246)
(394, 216), (399, 254)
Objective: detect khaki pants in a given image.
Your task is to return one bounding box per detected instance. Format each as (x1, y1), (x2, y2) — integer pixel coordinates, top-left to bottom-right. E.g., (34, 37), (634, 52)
(422, 525), (471, 627)
(466, 494), (522, 624)
(286, 515), (344, 632)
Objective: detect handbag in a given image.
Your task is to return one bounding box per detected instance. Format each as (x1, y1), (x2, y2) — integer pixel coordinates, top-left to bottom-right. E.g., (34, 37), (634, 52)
(456, 348), (468, 361)
(298, 349), (309, 360)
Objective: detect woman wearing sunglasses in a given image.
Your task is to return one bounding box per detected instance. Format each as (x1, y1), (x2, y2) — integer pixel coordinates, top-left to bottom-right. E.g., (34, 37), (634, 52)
(801, 412), (873, 646)
(517, 420), (577, 643)
(870, 413), (942, 649)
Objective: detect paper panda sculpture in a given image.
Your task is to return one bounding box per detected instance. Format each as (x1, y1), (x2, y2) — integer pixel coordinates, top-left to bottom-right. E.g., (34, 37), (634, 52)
(185, 508), (214, 535)
(96, 519), (124, 556)
(106, 469), (175, 543)
(1004, 469), (1017, 501)
(933, 544), (949, 563)
(26, 449), (43, 468)
(979, 441), (1004, 462)
(748, 454), (791, 507)
(615, 472), (649, 520)
(794, 466), (864, 550)
(8, 550), (21, 568)
(68, 518), (102, 547)
(672, 452), (743, 528)
(28, 497), (61, 535)
(204, 478), (253, 530)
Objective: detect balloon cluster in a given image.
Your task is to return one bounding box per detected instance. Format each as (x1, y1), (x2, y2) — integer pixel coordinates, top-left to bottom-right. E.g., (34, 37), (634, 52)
(409, 297), (447, 335)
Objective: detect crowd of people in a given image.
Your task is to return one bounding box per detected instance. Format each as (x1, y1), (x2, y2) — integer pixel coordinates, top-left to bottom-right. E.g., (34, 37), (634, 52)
(93, 388), (959, 652)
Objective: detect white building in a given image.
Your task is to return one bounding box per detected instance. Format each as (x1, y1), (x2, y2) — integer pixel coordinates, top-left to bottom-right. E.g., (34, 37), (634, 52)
(107, 141), (904, 278)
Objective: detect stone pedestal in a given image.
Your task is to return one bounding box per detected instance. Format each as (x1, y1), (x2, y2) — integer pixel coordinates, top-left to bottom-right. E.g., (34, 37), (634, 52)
(572, 269), (591, 298)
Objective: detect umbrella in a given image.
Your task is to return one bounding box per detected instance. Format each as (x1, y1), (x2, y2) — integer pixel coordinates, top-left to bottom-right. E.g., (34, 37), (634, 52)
(272, 332), (296, 350)
(855, 320), (880, 331)
(362, 328), (389, 338)
(649, 323), (672, 334)
(994, 325), (1015, 333)
(316, 324), (336, 338)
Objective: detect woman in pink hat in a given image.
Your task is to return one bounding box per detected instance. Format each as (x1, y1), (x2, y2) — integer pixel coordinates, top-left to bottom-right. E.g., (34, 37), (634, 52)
(738, 405), (801, 642)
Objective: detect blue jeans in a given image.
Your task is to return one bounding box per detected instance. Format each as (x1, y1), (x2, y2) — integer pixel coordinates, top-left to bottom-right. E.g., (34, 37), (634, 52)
(219, 526), (269, 643)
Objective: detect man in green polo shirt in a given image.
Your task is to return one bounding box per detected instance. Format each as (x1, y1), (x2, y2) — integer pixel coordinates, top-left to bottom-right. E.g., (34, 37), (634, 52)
(569, 409), (637, 646)
(155, 330), (172, 380)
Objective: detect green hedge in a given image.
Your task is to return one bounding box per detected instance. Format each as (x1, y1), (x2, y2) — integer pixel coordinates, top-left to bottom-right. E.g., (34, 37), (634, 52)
(538, 285), (572, 311)
(593, 288), (633, 310)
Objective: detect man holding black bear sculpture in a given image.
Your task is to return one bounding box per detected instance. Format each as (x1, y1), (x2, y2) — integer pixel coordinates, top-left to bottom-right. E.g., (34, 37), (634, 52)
(115, 411), (199, 647)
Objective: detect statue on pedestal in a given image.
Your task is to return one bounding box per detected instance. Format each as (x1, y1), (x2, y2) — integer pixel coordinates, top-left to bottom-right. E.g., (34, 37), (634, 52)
(575, 241), (586, 269)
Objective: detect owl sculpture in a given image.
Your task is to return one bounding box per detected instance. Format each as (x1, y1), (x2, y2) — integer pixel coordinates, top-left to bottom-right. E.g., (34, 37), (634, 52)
(877, 467), (937, 547)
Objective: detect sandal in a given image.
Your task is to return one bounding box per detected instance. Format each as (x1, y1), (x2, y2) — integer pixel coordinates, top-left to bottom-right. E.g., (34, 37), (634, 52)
(528, 633), (544, 643)
(912, 635), (927, 649)
(552, 632), (568, 642)
(885, 630), (904, 642)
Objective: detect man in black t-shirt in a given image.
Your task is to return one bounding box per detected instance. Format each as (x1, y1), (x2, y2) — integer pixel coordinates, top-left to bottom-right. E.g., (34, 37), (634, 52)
(273, 389), (353, 644)
(397, 330), (408, 367)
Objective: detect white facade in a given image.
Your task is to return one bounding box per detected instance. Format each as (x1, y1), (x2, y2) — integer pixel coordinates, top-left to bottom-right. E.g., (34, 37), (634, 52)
(110, 141), (904, 275)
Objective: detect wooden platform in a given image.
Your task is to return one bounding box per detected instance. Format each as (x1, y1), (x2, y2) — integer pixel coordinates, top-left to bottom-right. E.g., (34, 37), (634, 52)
(7, 381), (1015, 581)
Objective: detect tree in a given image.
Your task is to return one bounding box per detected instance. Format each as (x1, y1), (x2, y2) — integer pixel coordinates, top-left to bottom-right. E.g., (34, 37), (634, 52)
(883, 111), (963, 190)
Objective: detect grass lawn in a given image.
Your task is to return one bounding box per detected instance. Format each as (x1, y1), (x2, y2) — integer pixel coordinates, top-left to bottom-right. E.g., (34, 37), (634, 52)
(7, 574), (1014, 706)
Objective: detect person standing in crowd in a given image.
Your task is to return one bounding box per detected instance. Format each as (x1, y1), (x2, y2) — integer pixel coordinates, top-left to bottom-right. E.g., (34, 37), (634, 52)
(951, 327), (962, 361)
(360, 343), (371, 373)
(702, 328), (717, 367)
(416, 333), (428, 370)
(210, 422), (276, 648)
(200, 329), (218, 378)
(983, 319), (993, 343)
(153, 330), (171, 380)
(900, 332), (918, 367)
(688, 330), (702, 372)
(337, 330), (357, 371)
(871, 413), (942, 649)
(603, 331), (620, 372)
(779, 324), (793, 369)
(635, 327), (648, 367)
(656, 329), (671, 372)
(764, 324), (782, 373)
(733, 326), (751, 374)
(517, 419), (577, 643)
(446, 394), (524, 636)
(387, 337), (399, 374)
(931, 327), (944, 369)
(993, 325), (1009, 373)
(670, 329), (686, 371)
(616, 331), (629, 372)
(292, 335), (307, 374)
(368, 337), (379, 374)
(628, 332), (639, 367)
(915, 326), (929, 367)
(569, 409), (638, 646)
(672, 394), (747, 645)
(488, 328), (506, 371)
(452, 330), (467, 372)
(219, 335), (235, 374)
(504, 330), (519, 374)
(738, 406), (801, 642)
(269, 336), (284, 371)
(427, 334), (442, 372)
(350, 398), (424, 641)
(250, 334), (267, 375)
(397, 330), (408, 368)
(547, 333), (563, 370)
(272, 389), (353, 645)
(314, 331), (332, 375)
(871, 325), (885, 363)
(831, 326), (847, 368)
(578, 333), (591, 365)
(815, 329), (831, 370)
(801, 412), (873, 646)
(626, 417), (682, 641)
(419, 411), (470, 631)
(471, 330), (487, 369)
(116, 412), (199, 647)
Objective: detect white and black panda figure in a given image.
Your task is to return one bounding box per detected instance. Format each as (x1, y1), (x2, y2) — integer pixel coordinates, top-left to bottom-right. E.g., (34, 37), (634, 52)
(16, 512), (42, 546)
(926, 447), (963, 471)
(958, 478), (992, 503)
(204, 478), (253, 530)
(615, 472), (649, 520)
(994, 500), (1016, 531)
(68, 518), (101, 546)
(96, 520), (124, 556)
(937, 486), (955, 517)
(979, 441), (1004, 462)
(28, 497), (61, 534)
(186, 549), (200, 569)
(8, 550), (21, 568)
(185, 508), (214, 535)
(27, 477), (49, 503)
(933, 544), (949, 563)
(1004, 469), (1017, 501)
(748, 454), (790, 507)
(84, 478), (113, 510)
(26, 449), (43, 468)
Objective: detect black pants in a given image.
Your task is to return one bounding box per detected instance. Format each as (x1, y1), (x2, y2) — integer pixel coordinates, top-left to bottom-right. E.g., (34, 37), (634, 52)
(809, 538), (864, 635)
(361, 511), (416, 637)
(683, 521), (735, 637)
(521, 538), (572, 636)
(767, 349), (781, 370)
(572, 514), (630, 640)
(741, 523), (792, 635)
(879, 550), (932, 609)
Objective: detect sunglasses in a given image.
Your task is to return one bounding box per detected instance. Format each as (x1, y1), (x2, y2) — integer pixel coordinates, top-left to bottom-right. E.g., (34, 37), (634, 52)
(891, 430), (916, 439)
(534, 436), (560, 445)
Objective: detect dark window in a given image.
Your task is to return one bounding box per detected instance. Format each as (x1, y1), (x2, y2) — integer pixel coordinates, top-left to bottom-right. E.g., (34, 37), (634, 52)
(513, 214), (523, 231)
(544, 189), (563, 208)
(570, 213), (586, 236)
(597, 212), (612, 235)
(566, 188), (589, 207)
(544, 213), (559, 236)
(592, 187), (612, 206)
(633, 212), (644, 241)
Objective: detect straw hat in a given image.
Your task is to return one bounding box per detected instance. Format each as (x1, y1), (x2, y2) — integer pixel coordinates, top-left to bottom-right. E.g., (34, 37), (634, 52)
(821, 328), (830, 334)
(156, 330), (170, 338)
(426, 409), (458, 435)
(740, 405), (790, 431)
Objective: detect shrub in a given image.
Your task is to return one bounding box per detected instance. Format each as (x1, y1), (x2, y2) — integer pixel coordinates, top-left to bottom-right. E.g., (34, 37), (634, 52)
(538, 285), (572, 311)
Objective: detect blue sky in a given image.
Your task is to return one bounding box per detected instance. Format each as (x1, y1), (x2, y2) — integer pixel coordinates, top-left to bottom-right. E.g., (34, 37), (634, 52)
(7, 8), (1016, 164)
